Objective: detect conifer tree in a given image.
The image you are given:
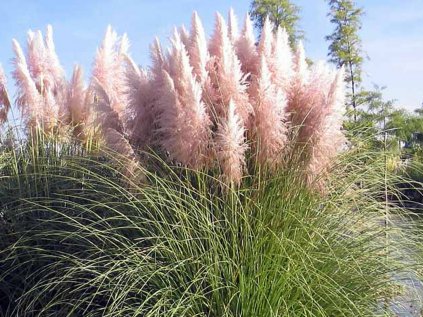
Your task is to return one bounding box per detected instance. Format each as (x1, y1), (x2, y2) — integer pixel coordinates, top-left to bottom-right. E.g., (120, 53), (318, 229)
(326, 0), (364, 122)
(249, 0), (303, 47)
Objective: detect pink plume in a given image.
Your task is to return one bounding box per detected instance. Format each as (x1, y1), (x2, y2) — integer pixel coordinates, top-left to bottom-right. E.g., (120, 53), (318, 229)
(307, 67), (346, 178)
(215, 99), (247, 186)
(0, 65), (11, 125)
(26, 30), (47, 90)
(150, 37), (169, 89)
(45, 25), (66, 89)
(258, 17), (274, 61)
(272, 27), (293, 92)
(124, 54), (155, 149)
(208, 12), (228, 58)
(228, 8), (239, 44)
(252, 55), (288, 168)
(179, 25), (190, 49)
(293, 41), (308, 85)
(66, 65), (87, 136)
(188, 11), (209, 85)
(12, 39), (43, 128)
(156, 31), (211, 168)
(208, 12), (252, 126)
(91, 79), (138, 176)
(236, 14), (258, 77)
(92, 26), (128, 120)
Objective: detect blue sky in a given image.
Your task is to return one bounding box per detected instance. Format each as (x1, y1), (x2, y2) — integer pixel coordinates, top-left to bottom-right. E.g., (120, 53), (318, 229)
(0, 0), (422, 111)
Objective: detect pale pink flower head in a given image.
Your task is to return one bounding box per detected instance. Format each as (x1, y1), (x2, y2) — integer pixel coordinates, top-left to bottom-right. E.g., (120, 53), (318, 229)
(305, 66), (346, 187)
(208, 12), (253, 126)
(155, 31), (211, 168)
(293, 41), (308, 85)
(25, 26), (66, 97)
(227, 8), (239, 44)
(235, 14), (258, 77)
(258, 17), (274, 61)
(272, 27), (293, 91)
(12, 39), (43, 128)
(287, 59), (345, 187)
(44, 25), (66, 90)
(92, 26), (128, 120)
(252, 55), (288, 168)
(66, 64), (87, 137)
(215, 99), (247, 186)
(124, 54), (155, 149)
(150, 37), (169, 91)
(0, 64), (11, 125)
(188, 11), (210, 85)
(209, 12), (228, 58)
(179, 25), (190, 49)
(92, 79), (138, 178)
(26, 30), (47, 90)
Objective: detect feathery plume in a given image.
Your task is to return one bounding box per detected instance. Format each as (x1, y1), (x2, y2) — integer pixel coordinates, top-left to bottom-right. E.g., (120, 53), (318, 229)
(66, 65), (87, 137)
(188, 11), (209, 85)
(208, 13), (252, 126)
(293, 41), (308, 85)
(258, 17), (274, 61)
(235, 14), (258, 77)
(273, 27), (293, 91)
(92, 26), (128, 120)
(0, 65), (11, 125)
(157, 31), (211, 168)
(215, 99), (247, 186)
(15, 26), (66, 131)
(307, 67), (345, 180)
(12, 39), (43, 128)
(252, 55), (288, 168)
(179, 25), (190, 49)
(150, 37), (168, 87)
(124, 54), (155, 149)
(26, 30), (47, 90)
(92, 79), (139, 178)
(228, 8), (239, 44)
(119, 33), (130, 55)
(45, 25), (66, 90)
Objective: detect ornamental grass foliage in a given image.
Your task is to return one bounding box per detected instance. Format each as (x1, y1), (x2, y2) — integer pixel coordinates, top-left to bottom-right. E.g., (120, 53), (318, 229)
(0, 9), (421, 317)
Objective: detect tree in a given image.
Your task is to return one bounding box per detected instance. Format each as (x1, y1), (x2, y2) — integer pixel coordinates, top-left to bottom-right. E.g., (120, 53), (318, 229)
(249, 0), (303, 47)
(326, 0), (364, 122)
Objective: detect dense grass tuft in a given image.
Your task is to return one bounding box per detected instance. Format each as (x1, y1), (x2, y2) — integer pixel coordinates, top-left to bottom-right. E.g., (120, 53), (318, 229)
(0, 135), (420, 317)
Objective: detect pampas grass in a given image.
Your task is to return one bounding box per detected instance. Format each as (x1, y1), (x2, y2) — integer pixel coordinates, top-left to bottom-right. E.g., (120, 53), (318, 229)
(0, 10), (347, 187)
(0, 10), (420, 316)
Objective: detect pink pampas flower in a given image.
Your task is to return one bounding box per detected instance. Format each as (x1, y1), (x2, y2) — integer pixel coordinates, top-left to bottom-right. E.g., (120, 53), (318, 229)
(252, 55), (288, 168)
(235, 14), (258, 78)
(0, 65), (11, 125)
(155, 30), (211, 168)
(228, 8), (239, 44)
(215, 99), (247, 186)
(12, 39), (44, 129)
(272, 27), (294, 92)
(124, 54), (155, 149)
(92, 26), (129, 121)
(66, 65), (87, 137)
(188, 11), (210, 85)
(208, 13), (252, 126)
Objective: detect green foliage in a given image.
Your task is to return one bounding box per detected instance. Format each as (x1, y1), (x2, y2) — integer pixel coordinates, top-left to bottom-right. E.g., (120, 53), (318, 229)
(326, 0), (364, 120)
(0, 134), (421, 316)
(249, 0), (303, 47)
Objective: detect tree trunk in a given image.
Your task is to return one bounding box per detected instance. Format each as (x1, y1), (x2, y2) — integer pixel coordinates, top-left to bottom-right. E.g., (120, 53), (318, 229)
(348, 60), (357, 122)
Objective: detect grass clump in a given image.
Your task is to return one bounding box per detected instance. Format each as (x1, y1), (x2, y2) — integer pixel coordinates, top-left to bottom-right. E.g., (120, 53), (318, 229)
(0, 136), (419, 317)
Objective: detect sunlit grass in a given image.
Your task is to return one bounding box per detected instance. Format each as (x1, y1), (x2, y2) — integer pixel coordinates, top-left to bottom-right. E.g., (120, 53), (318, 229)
(0, 133), (421, 316)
